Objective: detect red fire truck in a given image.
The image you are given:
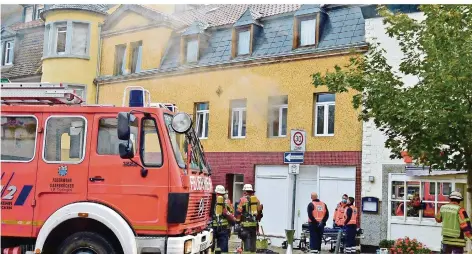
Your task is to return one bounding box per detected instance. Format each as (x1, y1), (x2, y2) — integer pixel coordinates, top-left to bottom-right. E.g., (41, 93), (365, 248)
(1, 83), (214, 254)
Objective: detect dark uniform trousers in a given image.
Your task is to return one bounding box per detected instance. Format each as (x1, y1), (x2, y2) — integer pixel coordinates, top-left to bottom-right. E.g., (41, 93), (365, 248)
(212, 227), (230, 253)
(240, 226), (257, 252)
(309, 222), (324, 252)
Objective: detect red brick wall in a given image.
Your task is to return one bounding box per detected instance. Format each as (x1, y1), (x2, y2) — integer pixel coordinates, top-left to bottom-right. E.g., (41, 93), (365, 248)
(206, 151), (362, 218)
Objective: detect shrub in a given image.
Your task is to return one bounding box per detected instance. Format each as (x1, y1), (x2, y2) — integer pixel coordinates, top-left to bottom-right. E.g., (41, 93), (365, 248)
(379, 239), (395, 249)
(390, 237), (432, 254)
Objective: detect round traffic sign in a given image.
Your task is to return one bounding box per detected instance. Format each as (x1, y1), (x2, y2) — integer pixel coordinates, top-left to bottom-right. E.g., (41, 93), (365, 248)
(293, 131), (304, 146)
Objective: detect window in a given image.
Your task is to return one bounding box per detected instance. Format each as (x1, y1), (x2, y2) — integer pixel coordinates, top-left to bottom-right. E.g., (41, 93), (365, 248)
(237, 30), (250, 56)
(195, 103), (209, 139)
(44, 117), (86, 163)
(1, 116), (37, 162)
(186, 39), (198, 63)
(35, 5), (44, 20)
(2, 40), (14, 66)
(315, 93), (335, 136)
(300, 18), (316, 46)
(164, 114), (209, 173)
(97, 118), (137, 155)
(231, 99), (247, 138)
(141, 118), (162, 167)
(43, 21), (90, 58)
(232, 174), (245, 203)
(390, 177), (460, 222)
(67, 85), (87, 103)
(114, 44), (127, 76)
(24, 6), (34, 22)
(55, 24), (67, 54)
(268, 96), (288, 137)
(130, 41), (143, 74)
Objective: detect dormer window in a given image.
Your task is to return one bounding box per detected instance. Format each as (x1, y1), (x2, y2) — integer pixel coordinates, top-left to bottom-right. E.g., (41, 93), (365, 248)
(23, 5), (44, 22)
(300, 18), (316, 46)
(186, 38), (198, 63)
(237, 29), (251, 56)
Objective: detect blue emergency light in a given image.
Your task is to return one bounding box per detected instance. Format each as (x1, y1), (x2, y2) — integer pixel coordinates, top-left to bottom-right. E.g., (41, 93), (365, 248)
(129, 89), (144, 107)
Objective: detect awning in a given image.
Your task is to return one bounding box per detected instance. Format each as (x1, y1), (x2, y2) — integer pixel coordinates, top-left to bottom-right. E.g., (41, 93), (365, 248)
(405, 166), (466, 177)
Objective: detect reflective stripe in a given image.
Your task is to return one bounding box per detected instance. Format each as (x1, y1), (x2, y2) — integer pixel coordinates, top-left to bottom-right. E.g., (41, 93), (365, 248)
(441, 204), (461, 238)
(443, 236), (466, 247)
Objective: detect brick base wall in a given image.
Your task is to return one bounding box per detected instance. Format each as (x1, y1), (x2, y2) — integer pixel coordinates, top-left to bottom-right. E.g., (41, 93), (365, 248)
(206, 151), (362, 220)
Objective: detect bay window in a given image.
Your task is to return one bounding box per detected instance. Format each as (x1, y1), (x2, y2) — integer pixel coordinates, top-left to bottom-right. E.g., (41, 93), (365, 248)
(43, 21), (90, 59)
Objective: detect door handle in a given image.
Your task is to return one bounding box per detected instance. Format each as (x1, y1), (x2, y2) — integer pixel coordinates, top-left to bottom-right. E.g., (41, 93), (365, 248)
(89, 176), (105, 182)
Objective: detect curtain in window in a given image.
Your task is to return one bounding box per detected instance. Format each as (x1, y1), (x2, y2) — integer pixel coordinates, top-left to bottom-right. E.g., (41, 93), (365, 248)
(238, 30), (250, 55)
(71, 23), (88, 55)
(130, 42), (142, 73)
(186, 40), (198, 63)
(300, 19), (316, 46)
(114, 45), (126, 76)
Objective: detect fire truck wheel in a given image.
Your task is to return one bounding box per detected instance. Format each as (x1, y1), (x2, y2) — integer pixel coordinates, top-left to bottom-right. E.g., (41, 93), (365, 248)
(58, 231), (117, 254)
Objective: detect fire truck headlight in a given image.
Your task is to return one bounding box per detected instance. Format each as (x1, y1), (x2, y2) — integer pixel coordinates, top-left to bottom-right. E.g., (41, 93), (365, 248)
(172, 112), (192, 134)
(184, 239), (192, 254)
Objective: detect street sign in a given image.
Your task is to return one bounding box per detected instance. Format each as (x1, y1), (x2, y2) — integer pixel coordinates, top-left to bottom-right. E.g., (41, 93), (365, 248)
(288, 164), (300, 174)
(290, 129), (306, 152)
(284, 152), (304, 164)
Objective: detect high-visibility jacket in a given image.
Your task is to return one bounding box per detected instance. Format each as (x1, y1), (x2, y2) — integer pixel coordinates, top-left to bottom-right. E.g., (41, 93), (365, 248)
(236, 195), (262, 228)
(436, 202), (472, 247)
(334, 202), (346, 226)
(309, 201), (327, 223)
(345, 206), (357, 225)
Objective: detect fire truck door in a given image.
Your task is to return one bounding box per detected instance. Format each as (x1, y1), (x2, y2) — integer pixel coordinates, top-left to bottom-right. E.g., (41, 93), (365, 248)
(33, 114), (91, 236)
(1, 113), (42, 237)
(87, 113), (169, 232)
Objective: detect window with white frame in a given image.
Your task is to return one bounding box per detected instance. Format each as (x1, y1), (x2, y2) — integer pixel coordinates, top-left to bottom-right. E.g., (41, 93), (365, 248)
(268, 95), (288, 137)
(43, 21), (90, 58)
(2, 40), (15, 66)
(35, 5), (44, 20)
(186, 39), (198, 63)
(24, 5), (43, 22)
(315, 93), (335, 136)
(195, 103), (209, 139)
(24, 6), (34, 23)
(231, 99), (247, 138)
(300, 18), (316, 46)
(389, 177), (463, 223)
(237, 29), (250, 56)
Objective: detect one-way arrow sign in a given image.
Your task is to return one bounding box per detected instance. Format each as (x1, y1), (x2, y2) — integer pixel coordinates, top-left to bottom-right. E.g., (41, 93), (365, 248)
(284, 152), (304, 164)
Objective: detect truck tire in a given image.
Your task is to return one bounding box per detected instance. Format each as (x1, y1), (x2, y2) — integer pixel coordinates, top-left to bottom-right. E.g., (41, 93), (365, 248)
(58, 231), (117, 254)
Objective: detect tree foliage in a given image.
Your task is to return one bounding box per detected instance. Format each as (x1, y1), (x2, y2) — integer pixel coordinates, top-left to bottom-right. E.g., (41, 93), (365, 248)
(312, 5), (472, 175)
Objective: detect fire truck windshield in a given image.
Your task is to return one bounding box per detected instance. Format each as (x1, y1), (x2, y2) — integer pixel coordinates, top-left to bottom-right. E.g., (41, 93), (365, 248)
(164, 114), (208, 174)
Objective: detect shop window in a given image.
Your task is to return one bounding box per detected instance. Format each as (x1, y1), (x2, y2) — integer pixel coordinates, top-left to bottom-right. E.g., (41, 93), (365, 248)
(1, 116), (37, 162)
(406, 181), (420, 218)
(421, 182), (436, 218)
(97, 118), (137, 155)
(442, 182), (452, 196)
(44, 117), (86, 163)
(391, 181), (404, 217)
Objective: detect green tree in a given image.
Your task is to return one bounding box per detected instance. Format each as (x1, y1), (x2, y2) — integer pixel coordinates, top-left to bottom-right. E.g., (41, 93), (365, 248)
(312, 5), (472, 193)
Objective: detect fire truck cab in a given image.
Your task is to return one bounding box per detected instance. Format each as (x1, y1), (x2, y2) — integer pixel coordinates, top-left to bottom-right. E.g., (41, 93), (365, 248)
(1, 83), (214, 254)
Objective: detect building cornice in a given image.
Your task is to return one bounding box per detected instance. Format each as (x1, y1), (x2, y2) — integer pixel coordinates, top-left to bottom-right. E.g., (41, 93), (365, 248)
(96, 43), (368, 85)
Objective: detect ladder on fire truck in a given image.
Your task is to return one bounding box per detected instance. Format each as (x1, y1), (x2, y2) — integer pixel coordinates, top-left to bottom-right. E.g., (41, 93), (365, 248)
(1, 83), (83, 105)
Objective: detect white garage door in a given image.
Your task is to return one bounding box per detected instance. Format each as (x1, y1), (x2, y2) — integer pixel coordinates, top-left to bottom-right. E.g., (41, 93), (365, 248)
(319, 166), (356, 228)
(255, 165), (290, 243)
(295, 166), (318, 237)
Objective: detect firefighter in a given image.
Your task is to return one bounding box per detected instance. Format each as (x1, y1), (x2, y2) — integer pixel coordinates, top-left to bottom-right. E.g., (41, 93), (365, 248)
(236, 184), (263, 253)
(212, 185), (236, 254)
(343, 197), (357, 254)
(333, 194), (348, 228)
(307, 192), (329, 254)
(435, 191), (472, 254)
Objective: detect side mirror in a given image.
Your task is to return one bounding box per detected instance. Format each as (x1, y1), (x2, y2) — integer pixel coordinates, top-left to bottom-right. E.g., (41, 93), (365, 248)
(117, 112), (136, 140)
(119, 142), (135, 159)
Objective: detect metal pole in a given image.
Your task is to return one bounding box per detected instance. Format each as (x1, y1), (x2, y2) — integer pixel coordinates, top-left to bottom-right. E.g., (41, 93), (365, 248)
(291, 174), (297, 229)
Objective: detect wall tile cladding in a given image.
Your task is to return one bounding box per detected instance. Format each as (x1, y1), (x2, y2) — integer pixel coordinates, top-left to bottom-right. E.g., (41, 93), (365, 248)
(160, 6), (366, 71)
(207, 150), (362, 222)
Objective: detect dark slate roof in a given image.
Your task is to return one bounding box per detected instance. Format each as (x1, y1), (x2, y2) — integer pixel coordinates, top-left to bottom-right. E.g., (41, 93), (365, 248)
(174, 4), (301, 27)
(41, 4), (109, 19)
(233, 8), (262, 27)
(1, 26), (44, 79)
(157, 5), (366, 72)
(295, 4), (322, 16)
(181, 21), (209, 36)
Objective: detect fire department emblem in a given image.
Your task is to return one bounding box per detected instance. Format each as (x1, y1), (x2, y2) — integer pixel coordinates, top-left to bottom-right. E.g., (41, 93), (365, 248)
(58, 165), (68, 176)
(197, 198), (205, 217)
